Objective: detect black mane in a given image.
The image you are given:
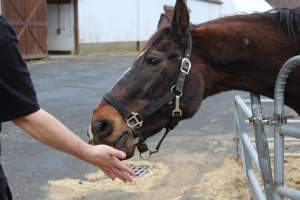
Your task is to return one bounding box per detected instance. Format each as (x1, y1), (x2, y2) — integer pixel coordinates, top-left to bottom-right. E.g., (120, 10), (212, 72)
(266, 8), (300, 39)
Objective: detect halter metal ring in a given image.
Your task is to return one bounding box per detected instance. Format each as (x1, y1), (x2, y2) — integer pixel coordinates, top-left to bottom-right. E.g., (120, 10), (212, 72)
(127, 112), (143, 129)
(181, 58), (191, 75)
(171, 85), (183, 97)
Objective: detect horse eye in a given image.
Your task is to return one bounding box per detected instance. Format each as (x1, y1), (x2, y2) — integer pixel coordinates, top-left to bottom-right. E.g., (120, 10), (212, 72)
(145, 57), (162, 66)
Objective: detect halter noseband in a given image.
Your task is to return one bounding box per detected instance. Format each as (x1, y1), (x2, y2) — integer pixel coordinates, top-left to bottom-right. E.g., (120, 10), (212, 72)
(103, 31), (192, 159)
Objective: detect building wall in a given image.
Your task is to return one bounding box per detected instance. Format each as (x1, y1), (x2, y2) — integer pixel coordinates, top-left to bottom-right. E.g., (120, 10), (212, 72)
(78, 0), (222, 44)
(79, 0), (137, 44)
(222, 0), (271, 16)
(78, 0), (271, 45)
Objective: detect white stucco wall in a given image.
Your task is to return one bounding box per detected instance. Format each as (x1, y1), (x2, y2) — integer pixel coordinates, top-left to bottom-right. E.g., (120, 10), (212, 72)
(78, 0), (271, 44)
(79, 0), (222, 43)
(222, 0), (272, 16)
(79, 0), (139, 43)
(136, 0), (222, 42)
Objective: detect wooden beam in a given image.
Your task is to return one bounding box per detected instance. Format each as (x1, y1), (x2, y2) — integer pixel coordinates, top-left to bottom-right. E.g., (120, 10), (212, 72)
(73, 0), (79, 55)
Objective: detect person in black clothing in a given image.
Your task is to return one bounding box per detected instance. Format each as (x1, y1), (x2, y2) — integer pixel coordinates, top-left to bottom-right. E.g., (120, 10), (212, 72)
(0, 16), (134, 200)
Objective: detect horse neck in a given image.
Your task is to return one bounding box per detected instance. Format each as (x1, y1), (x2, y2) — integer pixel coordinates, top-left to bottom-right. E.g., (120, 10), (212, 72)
(191, 18), (300, 100)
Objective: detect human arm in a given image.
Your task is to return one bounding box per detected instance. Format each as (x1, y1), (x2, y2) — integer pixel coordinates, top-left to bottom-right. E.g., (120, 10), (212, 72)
(0, 21), (135, 182)
(13, 109), (135, 182)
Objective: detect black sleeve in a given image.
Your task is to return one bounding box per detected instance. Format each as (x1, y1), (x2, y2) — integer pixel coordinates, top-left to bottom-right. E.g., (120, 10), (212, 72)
(0, 18), (40, 122)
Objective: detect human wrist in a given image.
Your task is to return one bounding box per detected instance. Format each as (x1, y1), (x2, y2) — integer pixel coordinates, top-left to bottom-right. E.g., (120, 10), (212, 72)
(78, 141), (94, 163)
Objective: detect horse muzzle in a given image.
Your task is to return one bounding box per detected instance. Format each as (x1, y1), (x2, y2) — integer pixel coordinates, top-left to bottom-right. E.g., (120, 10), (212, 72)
(87, 122), (136, 159)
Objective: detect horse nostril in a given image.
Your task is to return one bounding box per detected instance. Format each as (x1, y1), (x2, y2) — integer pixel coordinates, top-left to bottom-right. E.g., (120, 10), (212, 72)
(92, 119), (113, 138)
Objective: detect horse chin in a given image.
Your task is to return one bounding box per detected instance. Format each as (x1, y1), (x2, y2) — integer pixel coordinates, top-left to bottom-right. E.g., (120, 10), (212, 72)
(88, 128), (136, 159)
(113, 131), (136, 160)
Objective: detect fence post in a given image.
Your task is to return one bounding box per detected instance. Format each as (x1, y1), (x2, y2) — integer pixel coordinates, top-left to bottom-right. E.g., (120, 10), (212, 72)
(250, 93), (274, 200)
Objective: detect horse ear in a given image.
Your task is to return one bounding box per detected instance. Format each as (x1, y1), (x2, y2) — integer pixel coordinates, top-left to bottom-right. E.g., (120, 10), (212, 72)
(172, 0), (190, 34)
(157, 14), (171, 30)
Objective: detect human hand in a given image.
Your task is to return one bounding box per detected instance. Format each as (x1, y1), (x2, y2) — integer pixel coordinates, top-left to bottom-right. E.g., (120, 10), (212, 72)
(85, 144), (135, 182)
(13, 110), (135, 182)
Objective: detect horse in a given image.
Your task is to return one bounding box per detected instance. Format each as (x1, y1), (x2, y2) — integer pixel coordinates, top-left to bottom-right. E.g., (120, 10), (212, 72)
(88, 0), (300, 159)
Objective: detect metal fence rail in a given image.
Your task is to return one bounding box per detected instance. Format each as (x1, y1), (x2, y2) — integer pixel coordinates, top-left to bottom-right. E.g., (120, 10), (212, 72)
(234, 55), (300, 200)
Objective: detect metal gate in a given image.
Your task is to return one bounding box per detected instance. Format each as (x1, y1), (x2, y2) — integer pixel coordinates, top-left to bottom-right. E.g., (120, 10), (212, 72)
(234, 56), (300, 200)
(1, 0), (48, 59)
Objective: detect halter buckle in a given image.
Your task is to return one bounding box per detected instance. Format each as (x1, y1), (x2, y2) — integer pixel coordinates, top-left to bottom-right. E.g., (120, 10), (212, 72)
(127, 112), (143, 129)
(181, 58), (192, 75)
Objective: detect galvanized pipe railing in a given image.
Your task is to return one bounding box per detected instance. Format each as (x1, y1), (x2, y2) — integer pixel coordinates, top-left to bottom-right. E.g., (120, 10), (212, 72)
(233, 55), (300, 200)
(250, 94), (274, 200)
(276, 186), (300, 199)
(273, 56), (300, 200)
(234, 94), (265, 199)
(280, 125), (300, 139)
(274, 55), (300, 115)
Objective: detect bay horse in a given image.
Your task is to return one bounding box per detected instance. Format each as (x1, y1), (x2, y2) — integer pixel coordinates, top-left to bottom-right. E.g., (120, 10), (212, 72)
(89, 0), (300, 159)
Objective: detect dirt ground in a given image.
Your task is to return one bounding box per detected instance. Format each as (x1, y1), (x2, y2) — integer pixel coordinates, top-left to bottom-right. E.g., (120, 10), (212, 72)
(43, 135), (236, 200)
(45, 154), (300, 200)
(45, 154), (248, 200)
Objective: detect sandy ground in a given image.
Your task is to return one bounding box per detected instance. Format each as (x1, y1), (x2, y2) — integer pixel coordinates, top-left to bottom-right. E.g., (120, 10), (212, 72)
(45, 155), (300, 200)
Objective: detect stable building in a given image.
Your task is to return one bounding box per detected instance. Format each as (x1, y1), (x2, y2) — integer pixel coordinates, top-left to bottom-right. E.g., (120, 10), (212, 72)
(0, 0), (79, 59)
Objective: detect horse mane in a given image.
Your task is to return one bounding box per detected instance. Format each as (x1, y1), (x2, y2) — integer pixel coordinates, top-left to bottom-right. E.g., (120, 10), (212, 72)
(265, 8), (300, 39)
(213, 8), (300, 40)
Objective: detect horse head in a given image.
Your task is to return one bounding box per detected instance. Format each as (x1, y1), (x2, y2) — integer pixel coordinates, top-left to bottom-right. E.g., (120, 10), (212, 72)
(88, 0), (204, 159)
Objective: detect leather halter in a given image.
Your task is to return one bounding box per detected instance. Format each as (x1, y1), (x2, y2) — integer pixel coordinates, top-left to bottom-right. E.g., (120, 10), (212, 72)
(103, 31), (192, 159)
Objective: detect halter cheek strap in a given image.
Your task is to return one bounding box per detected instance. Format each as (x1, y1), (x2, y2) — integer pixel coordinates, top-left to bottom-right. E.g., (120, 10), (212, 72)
(102, 31), (192, 160)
